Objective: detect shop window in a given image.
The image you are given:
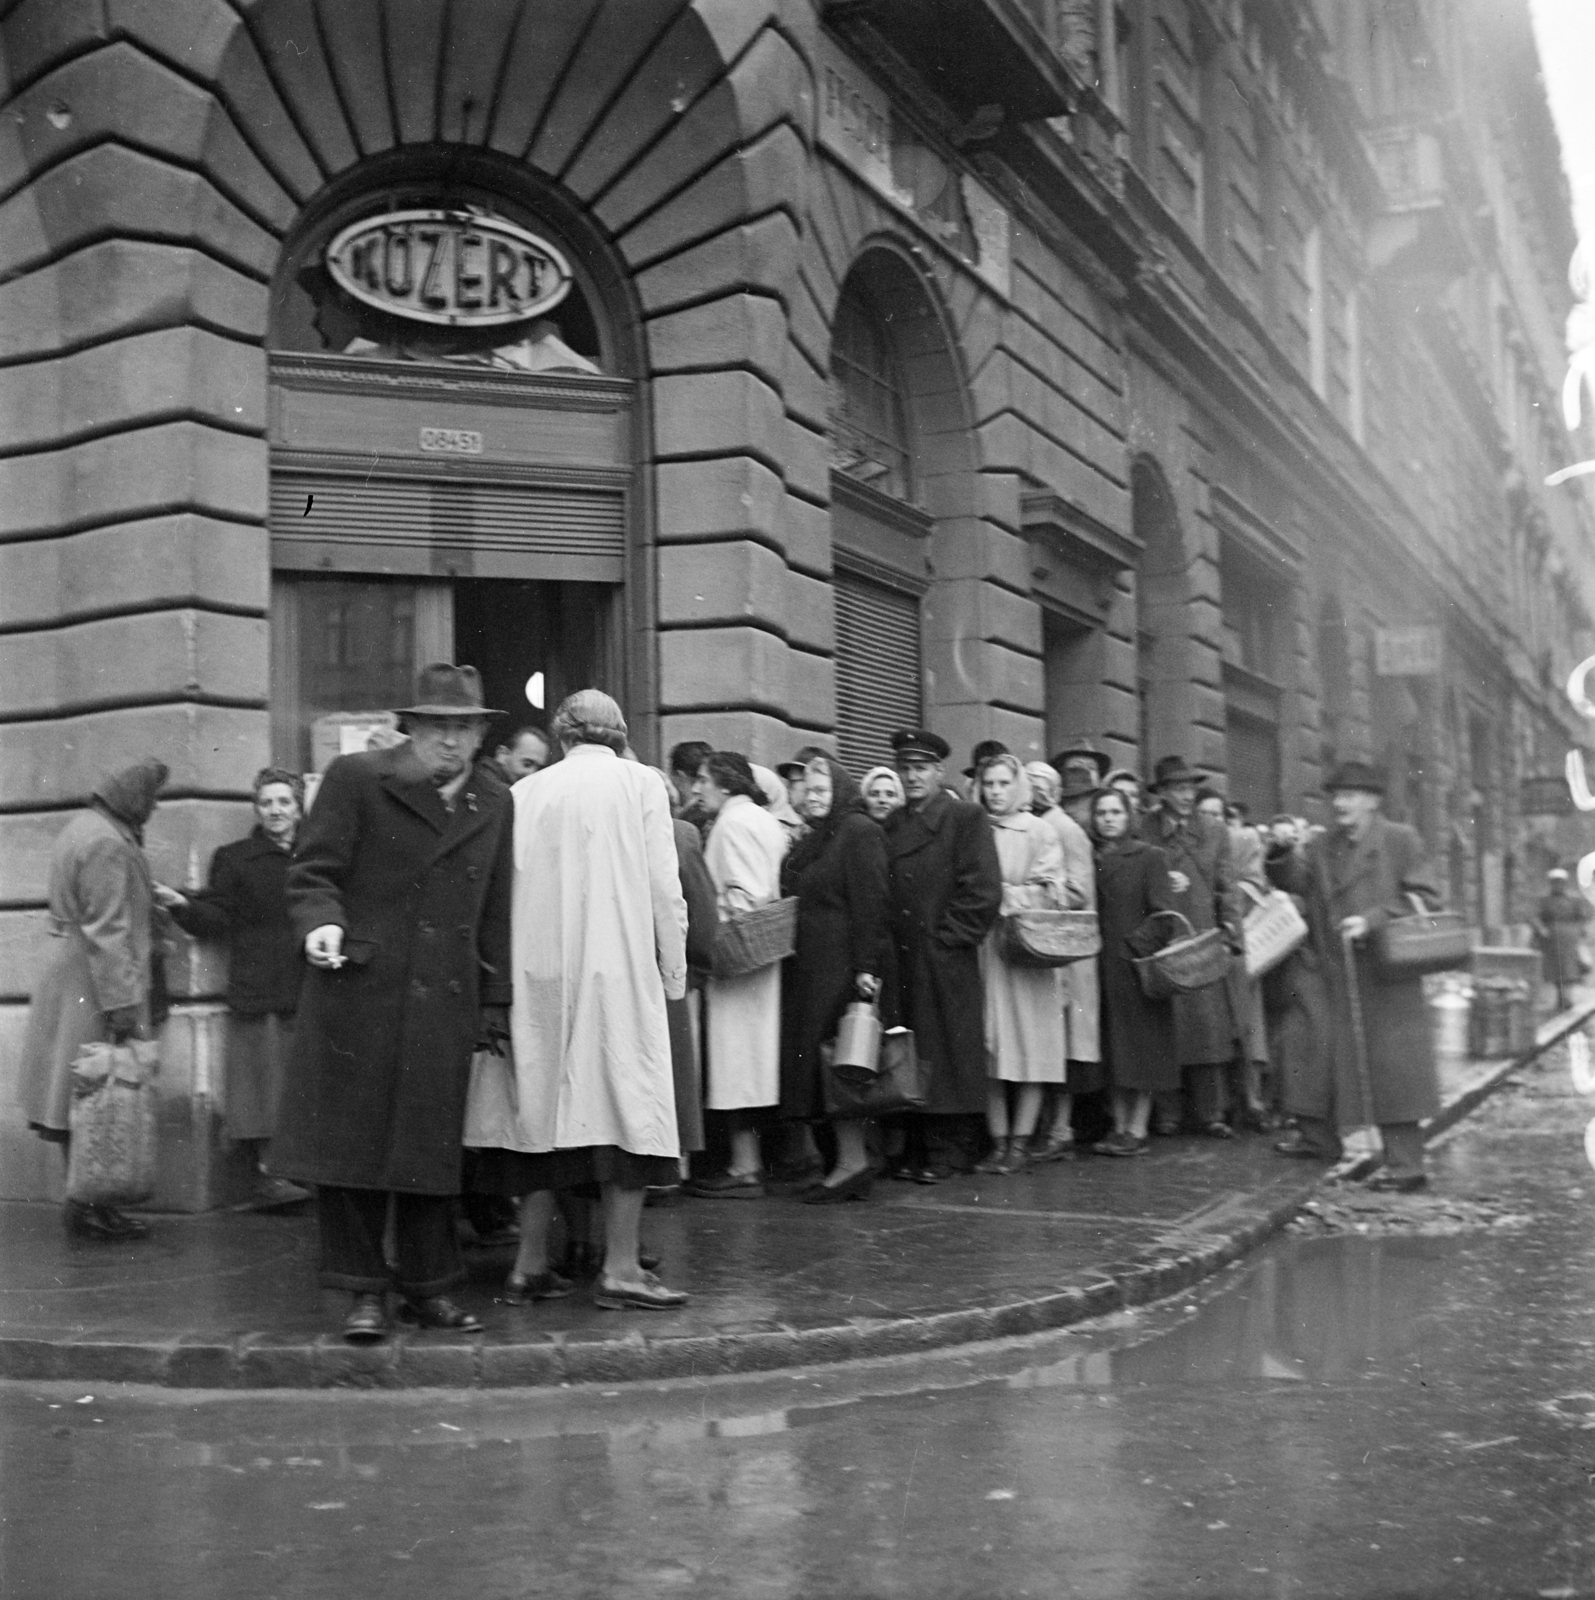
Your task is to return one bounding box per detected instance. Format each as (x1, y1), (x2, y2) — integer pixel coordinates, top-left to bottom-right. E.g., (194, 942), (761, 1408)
(1219, 540), (1283, 681)
(834, 568), (922, 775)
(830, 281), (912, 500)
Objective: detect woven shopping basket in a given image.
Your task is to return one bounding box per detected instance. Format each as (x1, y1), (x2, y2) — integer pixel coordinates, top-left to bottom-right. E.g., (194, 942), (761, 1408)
(710, 896), (799, 980)
(1132, 910), (1231, 1001)
(66, 1039), (160, 1207)
(997, 908), (1101, 968)
(1239, 881), (1309, 979)
(1371, 893), (1472, 983)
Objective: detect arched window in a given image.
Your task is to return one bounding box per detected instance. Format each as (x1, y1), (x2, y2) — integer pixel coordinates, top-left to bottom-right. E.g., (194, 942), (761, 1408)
(829, 279), (912, 502)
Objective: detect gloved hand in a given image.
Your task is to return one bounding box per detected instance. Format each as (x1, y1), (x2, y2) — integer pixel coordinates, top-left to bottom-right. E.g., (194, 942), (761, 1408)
(104, 1005), (141, 1044)
(476, 1004), (511, 1057)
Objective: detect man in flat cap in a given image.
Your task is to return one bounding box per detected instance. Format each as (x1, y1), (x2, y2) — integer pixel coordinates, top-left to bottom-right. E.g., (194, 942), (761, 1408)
(271, 664), (514, 1341)
(884, 729), (1003, 1180)
(1265, 760), (1444, 1189)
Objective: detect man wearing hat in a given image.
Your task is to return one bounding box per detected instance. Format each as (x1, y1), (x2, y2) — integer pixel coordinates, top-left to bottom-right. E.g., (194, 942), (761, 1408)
(272, 664), (515, 1341)
(1051, 739), (1112, 789)
(1265, 761), (1444, 1189)
(1140, 755), (1242, 1137)
(885, 728), (1003, 1179)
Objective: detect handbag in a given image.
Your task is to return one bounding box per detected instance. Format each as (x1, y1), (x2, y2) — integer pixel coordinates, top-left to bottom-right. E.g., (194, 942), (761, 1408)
(997, 908), (1101, 968)
(822, 1026), (926, 1117)
(710, 897), (799, 980)
(1238, 881), (1309, 979)
(1371, 893), (1472, 982)
(1132, 911), (1231, 1000)
(66, 1039), (160, 1207)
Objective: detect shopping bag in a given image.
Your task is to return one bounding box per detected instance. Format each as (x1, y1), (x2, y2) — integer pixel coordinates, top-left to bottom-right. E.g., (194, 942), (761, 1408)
(66, 1039), (160, 1207)
(462, 1048), (520, 1148)
(1239, 881), (1309, 979)
(822, 1027), (926, 1117)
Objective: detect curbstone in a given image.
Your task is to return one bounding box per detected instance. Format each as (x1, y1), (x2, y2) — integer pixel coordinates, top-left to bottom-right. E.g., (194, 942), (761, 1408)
(479, 1337), (563, 1389)
(394, 1336), (480, 1389)
(312, 1333), (402, 1390)
(236, 1332), (317, 1389)
(165, 1336), (237, 1389)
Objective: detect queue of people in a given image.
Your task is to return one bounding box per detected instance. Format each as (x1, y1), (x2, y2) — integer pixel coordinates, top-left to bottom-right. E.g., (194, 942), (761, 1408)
(19, 664), (1486, 1339)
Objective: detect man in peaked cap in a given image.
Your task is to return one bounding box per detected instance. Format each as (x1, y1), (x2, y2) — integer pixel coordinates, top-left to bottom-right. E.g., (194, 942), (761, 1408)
(884, 728), (1003, 1179)
(1140, 755), (1243, 1138)
(272, 664), (515, 1343)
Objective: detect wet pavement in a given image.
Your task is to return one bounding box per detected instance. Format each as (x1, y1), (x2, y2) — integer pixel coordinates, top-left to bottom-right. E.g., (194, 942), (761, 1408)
(5, 1040), (1595, 1597)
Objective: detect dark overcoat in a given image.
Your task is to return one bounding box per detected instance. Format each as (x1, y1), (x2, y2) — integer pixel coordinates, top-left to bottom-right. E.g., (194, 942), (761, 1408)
(1269, 814), (1441, 1127)
(1259, 845), (1332, 1121)
(885, 792), (1002, 1115)
(269, 744), (513, 1194)
(1536, 890), (1591, 987)
(170, 827), (302, 1016)
(666, 817), (716, 1154)
(779, 811), (896, 1120)
(1140, 809), (1239, 1065)
(1094, 837), (1180, 1094)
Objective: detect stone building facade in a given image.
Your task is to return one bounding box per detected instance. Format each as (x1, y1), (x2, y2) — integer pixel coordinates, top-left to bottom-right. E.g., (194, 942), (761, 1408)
(2, 0), (1591, 1204)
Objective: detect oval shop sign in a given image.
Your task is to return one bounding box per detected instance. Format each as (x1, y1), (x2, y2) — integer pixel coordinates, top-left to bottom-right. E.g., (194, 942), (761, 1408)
(325, 209), (573, 327)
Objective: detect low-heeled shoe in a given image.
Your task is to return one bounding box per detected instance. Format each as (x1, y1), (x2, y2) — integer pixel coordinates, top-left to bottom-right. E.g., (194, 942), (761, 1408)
(685, 1171), (765, 1199)
(402, 1295), (483, 1332)
(593, 1271), (689, 1311)
(501, 1269), (575, 1305)
(343, 1292), (389, 1344)
(800, 1168), (873, 1204)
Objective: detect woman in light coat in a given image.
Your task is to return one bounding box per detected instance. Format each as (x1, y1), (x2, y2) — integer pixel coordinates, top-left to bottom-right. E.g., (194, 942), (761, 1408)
(975, 755), (1070, 1175)
(19, 758), (169, 1241)
(687, 751), (790, 1198)
(467, 690), (689, 1311)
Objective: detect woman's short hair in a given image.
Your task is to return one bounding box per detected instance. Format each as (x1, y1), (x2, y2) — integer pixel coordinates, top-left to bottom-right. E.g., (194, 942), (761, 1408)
(1091, 786), (1130, 825)
(552, 689), (628, 753)
(703, 750), (763, 801)
(251, 766), (305, 808)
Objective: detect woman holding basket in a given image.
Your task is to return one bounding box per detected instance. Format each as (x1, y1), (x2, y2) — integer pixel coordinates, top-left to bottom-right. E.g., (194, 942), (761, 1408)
(778, 756), (893, 1202)
(974, 754), (1072, 1175)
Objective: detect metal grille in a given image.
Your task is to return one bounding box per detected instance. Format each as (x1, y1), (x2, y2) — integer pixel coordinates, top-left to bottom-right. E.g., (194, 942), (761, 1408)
(270, 470), (625, 576)
(835, 570), (922, 778)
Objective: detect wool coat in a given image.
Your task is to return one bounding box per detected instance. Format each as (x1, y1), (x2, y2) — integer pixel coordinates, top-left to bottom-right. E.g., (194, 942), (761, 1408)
(703, 793), (789, 1110)
(667, 817), (717, 1153)
(1257, 848), (1332, 1124)
(169, 827), (302, 1016)
(19, 807), (161, 1134)
(1226, 825), (1271, 1067)
(269, 743), (514, 1195)
(1140, 809), (1239, 1066)
(1268, 814), (1442, 1127)
(982, 810), (1069, 1084)
(779, 809), (895, 1120)
(478, 747), (687, 1160)
(886, 792), (1003, 1115)
(1037, 803), (1100, 1065)
(1536, 889), (1591, 987)
(1094, 836), (1181, 1094)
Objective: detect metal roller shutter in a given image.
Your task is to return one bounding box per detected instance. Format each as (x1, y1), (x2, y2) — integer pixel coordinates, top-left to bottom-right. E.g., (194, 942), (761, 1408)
(835, 570), (922, 777)
(1226, 707), (1281, 818)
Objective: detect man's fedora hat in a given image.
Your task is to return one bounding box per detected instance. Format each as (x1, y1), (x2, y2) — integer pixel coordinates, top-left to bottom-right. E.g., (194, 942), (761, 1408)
(1324, 759), (1386, 795)
(1050, 740), (1112, 780)
(1056, 771), (1101, 803)
(1148, 755), (1207, 790)
(397, 663), (500, 718)
(963, 738), (1010, 778)
(891, 728), (951, 763)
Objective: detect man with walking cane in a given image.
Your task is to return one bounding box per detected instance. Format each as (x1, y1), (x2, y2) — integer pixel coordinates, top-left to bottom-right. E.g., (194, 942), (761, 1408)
(1265, 761), (1444, 1190)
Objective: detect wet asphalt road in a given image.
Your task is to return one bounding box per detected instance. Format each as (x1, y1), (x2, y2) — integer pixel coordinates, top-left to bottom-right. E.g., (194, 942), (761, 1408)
(4, 1048), (1595, 1600)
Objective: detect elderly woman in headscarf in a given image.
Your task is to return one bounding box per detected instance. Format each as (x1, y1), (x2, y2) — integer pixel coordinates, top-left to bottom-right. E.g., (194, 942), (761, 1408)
(685, 751), (791, 1198)
(974, 753), (1069, 1175)
(19, 758), (170, 1240)
(778, 755), (895, 1202)
(860, 765), (907, 827)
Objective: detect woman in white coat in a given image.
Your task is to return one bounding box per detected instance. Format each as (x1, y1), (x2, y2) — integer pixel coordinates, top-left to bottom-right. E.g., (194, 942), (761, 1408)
(976, 755), (1070, 1175)
(687, 751), (790, 1198)
(466, 689), (690, 1311)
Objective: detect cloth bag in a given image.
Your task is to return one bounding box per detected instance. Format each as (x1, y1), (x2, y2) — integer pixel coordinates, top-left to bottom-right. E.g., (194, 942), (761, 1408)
(66, 1039), (160, 1206)
(822, 1026), (925, 1117)
(1239, 881), (1309, 979)
(462, 1048), (519, 1148)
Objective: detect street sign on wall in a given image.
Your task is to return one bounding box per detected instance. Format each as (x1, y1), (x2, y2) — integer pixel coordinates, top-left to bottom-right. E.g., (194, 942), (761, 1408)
(1374, 624), (1442, 676)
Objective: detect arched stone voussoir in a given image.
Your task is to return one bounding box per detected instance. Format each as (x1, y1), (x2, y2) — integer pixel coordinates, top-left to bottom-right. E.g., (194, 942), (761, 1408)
(228, 0), (359, 179)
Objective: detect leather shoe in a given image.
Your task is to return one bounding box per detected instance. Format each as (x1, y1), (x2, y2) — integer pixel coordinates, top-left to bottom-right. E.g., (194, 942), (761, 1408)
(501, 1269), (574, 1305)
(593, 1271), (689, 1311)
(1365, 1171), (1428, 1194)
(343, 1292), (389, 1344)
(685, 1171), (765, 1199)
(402, 1295), (484, 1333)
(801, 1168), (874, 1204)
(1203, 1121), (1235, 1141)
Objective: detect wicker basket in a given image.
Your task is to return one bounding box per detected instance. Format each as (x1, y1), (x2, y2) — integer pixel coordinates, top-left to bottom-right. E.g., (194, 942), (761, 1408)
(997, 908), (1101, 968)
(1132, 911), (1231, 1000)
(710, 896), (799, 980)
(1239, 881), (1309, 979)
(1372, 894), (1472, 983)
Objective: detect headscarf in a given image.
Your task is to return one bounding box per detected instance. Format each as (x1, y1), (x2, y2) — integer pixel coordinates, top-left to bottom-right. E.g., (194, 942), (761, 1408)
(976, 752), (1030, 818)
(1024, 760), (1060, 809)
(92, 758), (168, 840)
(782, 756), (864, 888)
(860, 766), (906, 814)
(752, 763), (803, 832)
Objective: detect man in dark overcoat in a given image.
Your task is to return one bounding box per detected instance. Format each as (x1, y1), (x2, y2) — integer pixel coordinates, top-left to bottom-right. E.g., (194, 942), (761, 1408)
(1265, 760), (1443, 1190)
(270, 664), (513, 1342)
(1140, 756), (1242, 1136)
(884, 728), (1002, 1180)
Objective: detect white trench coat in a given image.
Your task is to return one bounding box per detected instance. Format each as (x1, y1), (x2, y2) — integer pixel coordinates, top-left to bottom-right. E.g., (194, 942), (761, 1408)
(478, 745), (688, 1159)
(703, 794), (789, 1110)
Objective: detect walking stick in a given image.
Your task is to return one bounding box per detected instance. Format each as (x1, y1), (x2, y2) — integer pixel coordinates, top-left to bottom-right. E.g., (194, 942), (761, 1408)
(1342, 926), (1377, 1131)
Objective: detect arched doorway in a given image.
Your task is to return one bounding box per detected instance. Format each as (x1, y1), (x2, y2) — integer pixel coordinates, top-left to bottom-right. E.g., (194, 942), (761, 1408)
(1132, 456), (1202, 768)
(264, 148), (645, 774)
